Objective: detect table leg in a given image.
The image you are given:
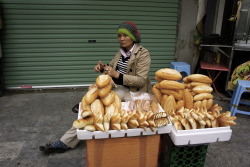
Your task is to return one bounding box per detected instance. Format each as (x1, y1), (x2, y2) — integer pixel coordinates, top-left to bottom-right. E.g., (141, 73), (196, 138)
(206, 70), (225, 99)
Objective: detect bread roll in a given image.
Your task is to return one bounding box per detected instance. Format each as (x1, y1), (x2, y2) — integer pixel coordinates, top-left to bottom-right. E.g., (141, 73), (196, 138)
(187, 74), (212, 84)
(163, 95), (177, 114)
(81, 96), (91, 111)
(193, 93), (213, 101)
(96, 74), (111, 88)
(155, 68), (182, 81)
(190, 82), (211, 87)
(186, 114), (198, 129)
(84, 125), (96, 131)
(154, 75), (164, 82)
(161, 89), (183, 101)
(154, 118), (169, 127)
(81, 110), (93, 118)
(183, 89), (193, 109)
(137, 112), (149, 129)
(152, 85), (162, 102)
(194, 101), (202, 109)
(98, 83), (112, 98)
(154, 112), (168, 119)
(103, 112), (112, 132)
(101, 90), (115, 106)
(85, 86), (99, 105)
(114, 93), (122, 112)
(93, 114), (105, 131)
(159, 80), (185, 90)
(206, 99), (213, 110)
(192, 85), (213, 93)
(121, 112), (129, 130)
(160, 94), (168, 108)
(91, 99), (104, 116)
(170, 117), (184, 130)
(150, 100), (159, 113)
(176, 100), (185, 110)
(217, 111), (237, 127)
(73, 117), (93, 129)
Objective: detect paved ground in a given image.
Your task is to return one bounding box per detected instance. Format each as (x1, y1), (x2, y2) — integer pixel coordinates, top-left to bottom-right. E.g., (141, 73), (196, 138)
(0, 88), (249, 167)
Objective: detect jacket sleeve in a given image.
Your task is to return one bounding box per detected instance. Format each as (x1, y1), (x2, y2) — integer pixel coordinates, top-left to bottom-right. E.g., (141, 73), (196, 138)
(123, 49), (151, 88)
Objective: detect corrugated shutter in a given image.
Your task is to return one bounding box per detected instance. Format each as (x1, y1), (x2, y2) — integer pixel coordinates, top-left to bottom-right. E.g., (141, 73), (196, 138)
(0, 0), (179, 89)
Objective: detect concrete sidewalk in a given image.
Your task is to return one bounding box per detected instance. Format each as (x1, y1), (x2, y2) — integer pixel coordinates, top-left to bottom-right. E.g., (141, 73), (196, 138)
(0, 89), (249, 167)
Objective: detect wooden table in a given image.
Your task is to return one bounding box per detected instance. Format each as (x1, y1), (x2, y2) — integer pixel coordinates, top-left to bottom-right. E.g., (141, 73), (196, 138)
(200, 61), (229, 99)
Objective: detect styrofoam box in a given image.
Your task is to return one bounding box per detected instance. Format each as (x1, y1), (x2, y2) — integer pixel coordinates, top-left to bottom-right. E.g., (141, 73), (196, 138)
(169, 125), (232, 146)
(77, 102), (172, 140)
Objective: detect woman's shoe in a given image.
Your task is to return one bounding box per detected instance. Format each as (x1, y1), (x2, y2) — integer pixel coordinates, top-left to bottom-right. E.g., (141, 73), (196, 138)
(39, 140), (71, 153)
(72, 103), (79, 113)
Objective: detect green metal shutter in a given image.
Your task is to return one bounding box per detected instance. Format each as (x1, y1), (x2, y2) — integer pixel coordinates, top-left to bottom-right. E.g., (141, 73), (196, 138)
(0, 0), (179, 89)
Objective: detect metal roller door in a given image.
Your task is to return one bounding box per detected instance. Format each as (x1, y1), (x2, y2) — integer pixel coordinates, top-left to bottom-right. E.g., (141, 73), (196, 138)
(0, 0), (179, 89)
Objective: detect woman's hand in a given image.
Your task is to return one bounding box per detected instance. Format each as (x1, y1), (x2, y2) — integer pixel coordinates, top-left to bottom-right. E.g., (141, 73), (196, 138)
(103, 66), (120, 79)
(94, 61), (105, 72)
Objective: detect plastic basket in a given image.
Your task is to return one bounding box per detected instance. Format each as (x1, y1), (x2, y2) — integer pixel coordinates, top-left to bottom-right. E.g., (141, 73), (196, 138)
(159, 134), (208, 167)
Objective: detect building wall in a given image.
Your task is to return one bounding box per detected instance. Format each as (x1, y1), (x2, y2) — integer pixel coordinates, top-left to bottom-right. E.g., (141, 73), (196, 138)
(175, 0), (199, 73)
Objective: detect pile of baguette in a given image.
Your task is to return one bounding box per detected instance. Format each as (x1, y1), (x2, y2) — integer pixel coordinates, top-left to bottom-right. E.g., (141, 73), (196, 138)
(73, 74), (169, 132)
(152, 68), (236, 130)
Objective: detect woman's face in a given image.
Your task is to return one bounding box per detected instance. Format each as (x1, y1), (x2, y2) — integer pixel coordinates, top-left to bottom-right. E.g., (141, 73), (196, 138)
(118, 33), (134, 51)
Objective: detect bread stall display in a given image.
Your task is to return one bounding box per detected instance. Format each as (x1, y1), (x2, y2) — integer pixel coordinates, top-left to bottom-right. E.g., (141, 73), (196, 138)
(74, 74), (172, 140)
(152, 68), (237, 145)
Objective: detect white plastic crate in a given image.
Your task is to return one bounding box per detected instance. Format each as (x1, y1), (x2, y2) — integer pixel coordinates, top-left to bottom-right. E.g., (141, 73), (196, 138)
(76, 102), (172, 140)
(169, 126), (232, 146)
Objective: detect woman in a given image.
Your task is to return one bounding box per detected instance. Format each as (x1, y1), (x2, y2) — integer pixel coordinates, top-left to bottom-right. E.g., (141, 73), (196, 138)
(95, 21), (152, 100)
(39, 21), (152, 153)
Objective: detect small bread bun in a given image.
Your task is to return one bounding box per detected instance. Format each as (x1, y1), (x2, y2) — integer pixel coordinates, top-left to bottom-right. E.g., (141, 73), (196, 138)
(192, 85), (213, 93)
(159, 80), (185, 90)
(96, 74), (112, 88)
(155, 68), (182, 81)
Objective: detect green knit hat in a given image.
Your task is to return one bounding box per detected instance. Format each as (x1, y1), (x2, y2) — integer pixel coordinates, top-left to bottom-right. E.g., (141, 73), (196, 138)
(117, 21), (141, 43)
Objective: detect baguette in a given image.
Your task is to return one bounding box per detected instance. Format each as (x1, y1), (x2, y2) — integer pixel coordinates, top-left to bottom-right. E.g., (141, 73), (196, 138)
(81, 96), (91, 111)
(81, 110), (93, 118)
(152, 85), (162, 102)
(183, 89), (194, 109)
(85, 86), (99, 105)
(84, 125), (96, 131)
(192, 85), (213, 93)
(96, 74), (111, 88)
(161, 89), (183, 101)
(93, 114), (105, 131)
(101, 90), (115, 106)
(159, 80), (185, 90)
(98, 82), (112, 98)
(155, 68), (182, 81)
(187, 74), (212, 84)
(91, 99), (104, 116)
(193, 93), (213, 101)
(73, 117), (94, 129)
